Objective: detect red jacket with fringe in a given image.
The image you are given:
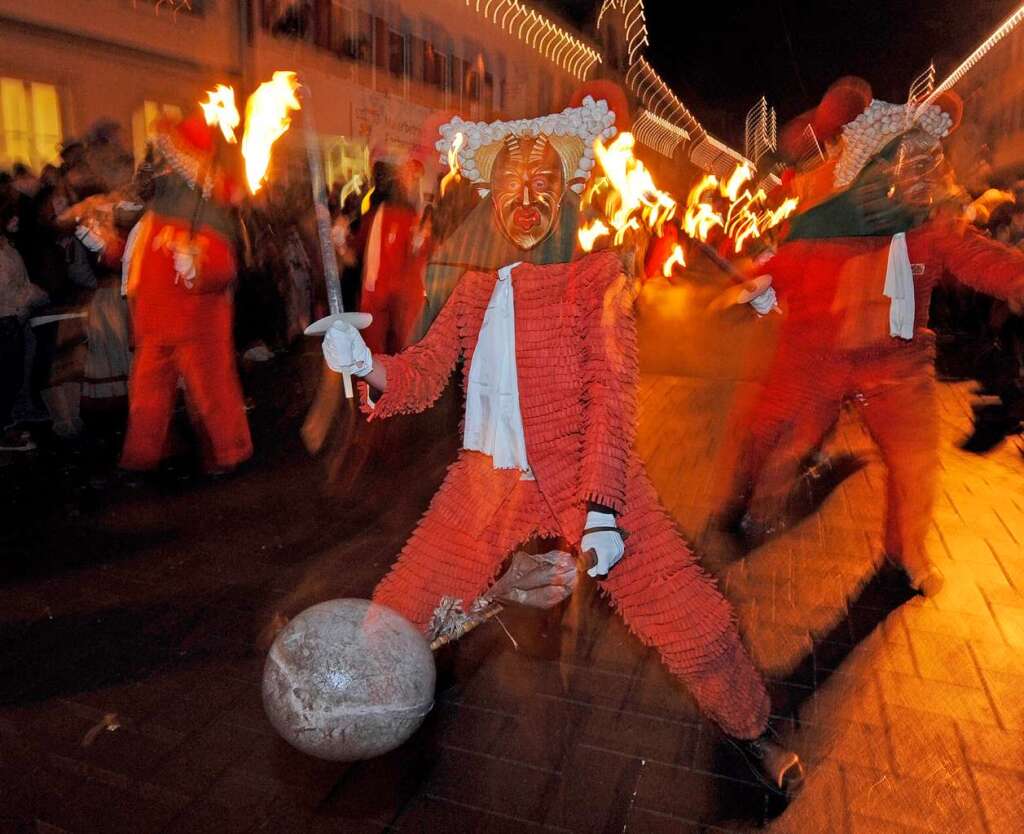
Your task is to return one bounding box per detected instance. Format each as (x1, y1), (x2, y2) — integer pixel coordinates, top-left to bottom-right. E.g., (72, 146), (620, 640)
(364, 249), (637, 540)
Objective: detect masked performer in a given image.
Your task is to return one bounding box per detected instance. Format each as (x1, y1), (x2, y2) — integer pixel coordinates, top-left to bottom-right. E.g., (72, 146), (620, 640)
(120, 113), (252, 474)
(357, 156), (425, 355)
(723, 85), (1024, 597)
(321, 98), (803, 791)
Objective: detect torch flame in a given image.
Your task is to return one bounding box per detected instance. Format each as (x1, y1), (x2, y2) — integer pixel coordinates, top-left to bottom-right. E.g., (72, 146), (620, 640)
(199, 85), (240, 144)
(578, 139), (796, 268)
(662, 244), (686, 277)
(722, 163), (753, 202)
(440, 132), (465, 198)
(578, 219), (610, 251)
(241, 71), (301, 194)
(579, 132), (678, 252)
(684, 164), (797, 252)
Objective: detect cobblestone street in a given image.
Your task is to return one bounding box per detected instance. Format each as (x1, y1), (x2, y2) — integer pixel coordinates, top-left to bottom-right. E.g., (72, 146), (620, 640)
(1, 333), (1022, 833)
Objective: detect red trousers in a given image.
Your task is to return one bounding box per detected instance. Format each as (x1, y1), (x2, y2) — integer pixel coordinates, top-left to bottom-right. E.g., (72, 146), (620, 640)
(374, 452), (771, 739)
(734, 340), (938, 572)
(360, 280), (425, 355)
(121, 339), (252, 472)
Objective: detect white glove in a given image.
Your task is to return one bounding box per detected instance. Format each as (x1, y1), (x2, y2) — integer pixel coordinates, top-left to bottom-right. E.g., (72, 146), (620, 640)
(171, 247), (197, 290)
(323, 319), (373, 377)
(75, 225), (105, 253)
(749, 285), (779, 316)
(582, 510), (625, 579)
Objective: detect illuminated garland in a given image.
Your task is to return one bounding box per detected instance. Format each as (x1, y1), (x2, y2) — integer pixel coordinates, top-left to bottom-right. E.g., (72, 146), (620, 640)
(930, 3), (1024, 98)
(744, 97), (777, 165)
(597, 0), (649, 66)
(467, 1), (601, 79)
(627, 58), (703, 136)
(690, 134), (751, 179)
(632, 109), (689, 157)
(133, 0), (194, 14)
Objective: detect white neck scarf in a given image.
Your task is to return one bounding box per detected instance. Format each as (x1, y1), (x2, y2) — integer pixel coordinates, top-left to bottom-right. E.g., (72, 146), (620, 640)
(883, 232), (915, 340)
(463, 262), (532, 475)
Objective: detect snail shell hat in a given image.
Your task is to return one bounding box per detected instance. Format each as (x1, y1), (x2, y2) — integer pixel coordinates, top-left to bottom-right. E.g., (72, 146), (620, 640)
(434, 96), (620, 198)
(833, 91), (963, 188)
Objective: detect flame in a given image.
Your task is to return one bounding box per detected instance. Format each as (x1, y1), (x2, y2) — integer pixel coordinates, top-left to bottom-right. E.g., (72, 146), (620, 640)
(683, 164), (797, 252)
(579, 132), (677, 252)
(241, 71), (301, 194)
(440, 132), (465, 198)
(578, 219), (610, 251)
(578, 139), (796, 267)
(662, 244), (686, 277)
(199, 85), (240, 144)
(722, 163), (753, 202)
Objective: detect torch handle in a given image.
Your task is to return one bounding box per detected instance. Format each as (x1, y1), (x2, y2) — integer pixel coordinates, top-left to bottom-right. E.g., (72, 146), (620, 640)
(695, 240), (748, 285)
(301, 85), (353, 398)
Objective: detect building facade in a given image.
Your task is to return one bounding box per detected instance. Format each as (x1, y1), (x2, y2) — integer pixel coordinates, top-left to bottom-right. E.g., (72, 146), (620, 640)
(0, 0), (748, 188)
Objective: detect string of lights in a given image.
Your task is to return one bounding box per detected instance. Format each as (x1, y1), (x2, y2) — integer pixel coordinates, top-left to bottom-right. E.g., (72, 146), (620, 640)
(689, 134), (752, 179)
(469, 0), (602, 80)
(597, 1), (649, 66)
(931, 3), (1024, 97)
(632, 109), (690, 157)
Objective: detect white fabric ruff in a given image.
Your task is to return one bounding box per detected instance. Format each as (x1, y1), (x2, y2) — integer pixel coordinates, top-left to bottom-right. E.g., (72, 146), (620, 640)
(463, 262), (533, 478)
(883, 232), (915, 340)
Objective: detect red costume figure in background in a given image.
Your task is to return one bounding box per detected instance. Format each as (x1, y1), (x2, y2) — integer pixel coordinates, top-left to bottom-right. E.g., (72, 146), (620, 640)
(358, 159), (425, 354)
(120, 114), (252, 473)
(726, 84), (1024, 596)
(736, 221), (1024, 591)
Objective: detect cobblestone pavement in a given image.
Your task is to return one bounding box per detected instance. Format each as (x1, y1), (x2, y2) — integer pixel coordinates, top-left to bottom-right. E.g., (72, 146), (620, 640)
(0, 343), (1022, 833)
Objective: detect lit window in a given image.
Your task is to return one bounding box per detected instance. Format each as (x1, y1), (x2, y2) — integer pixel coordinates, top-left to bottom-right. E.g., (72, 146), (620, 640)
(0, 78), (63, 172)
(132, 100), (183, 164)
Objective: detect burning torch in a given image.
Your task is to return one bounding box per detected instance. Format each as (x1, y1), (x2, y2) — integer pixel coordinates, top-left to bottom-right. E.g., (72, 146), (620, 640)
(296, 82), (371, 400)
(237, 72), (371, 400)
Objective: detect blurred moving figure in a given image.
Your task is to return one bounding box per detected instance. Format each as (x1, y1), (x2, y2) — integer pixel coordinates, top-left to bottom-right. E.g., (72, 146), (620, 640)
(357, 157), (425, 355)
(724, 85), (1024, 598)
(120, 112), (252, 475)
(0, 195), (47, 452)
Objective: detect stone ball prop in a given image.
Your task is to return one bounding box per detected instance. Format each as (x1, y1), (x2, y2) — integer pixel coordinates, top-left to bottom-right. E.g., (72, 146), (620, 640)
(262, 599), (436, 761)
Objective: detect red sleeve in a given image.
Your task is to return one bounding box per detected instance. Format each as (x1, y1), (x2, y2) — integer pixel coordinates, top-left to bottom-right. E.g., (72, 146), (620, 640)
(929, 221), (1024, 302)
(194, 228), (238, 293)
(361, 274), (465, 420)
(577, 251), (638, 515)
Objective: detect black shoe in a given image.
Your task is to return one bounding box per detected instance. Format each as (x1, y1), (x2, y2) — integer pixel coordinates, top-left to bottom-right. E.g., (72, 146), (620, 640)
(884, 554), (945, 597)
(960, 415), (1022, 454)
(729, 733), (805, 796)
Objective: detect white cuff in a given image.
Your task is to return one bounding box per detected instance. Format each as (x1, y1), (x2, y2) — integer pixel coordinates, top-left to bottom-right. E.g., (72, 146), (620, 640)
(585, 510), (616, 529)
(750, 286), (778, 316)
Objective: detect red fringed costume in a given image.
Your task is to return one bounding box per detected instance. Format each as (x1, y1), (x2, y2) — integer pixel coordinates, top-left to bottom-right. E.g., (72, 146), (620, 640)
(120, 114), (252, 472)
(365, 250), (770, 740)
(736, 219), (1024, 577)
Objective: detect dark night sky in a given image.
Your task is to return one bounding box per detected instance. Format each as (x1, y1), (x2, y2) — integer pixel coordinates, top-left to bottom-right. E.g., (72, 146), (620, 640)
(541, 0), (1017, 147)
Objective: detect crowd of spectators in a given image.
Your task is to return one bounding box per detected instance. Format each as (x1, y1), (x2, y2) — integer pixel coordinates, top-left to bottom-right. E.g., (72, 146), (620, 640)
(0, 117), (451, 469)
(932, 177), (1024, 451)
